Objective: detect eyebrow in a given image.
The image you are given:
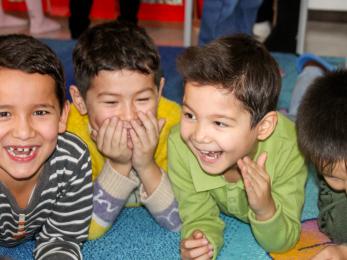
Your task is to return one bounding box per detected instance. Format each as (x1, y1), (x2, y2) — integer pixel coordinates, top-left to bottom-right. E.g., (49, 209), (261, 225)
(182, 102), (237, 121)
(0, 104), (56, 109)
(97, 88), (155, 98)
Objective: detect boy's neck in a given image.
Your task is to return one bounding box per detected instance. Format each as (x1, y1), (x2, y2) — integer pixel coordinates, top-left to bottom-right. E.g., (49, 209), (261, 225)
(223, 167), (242, 183)
(0, 168), (42, 209)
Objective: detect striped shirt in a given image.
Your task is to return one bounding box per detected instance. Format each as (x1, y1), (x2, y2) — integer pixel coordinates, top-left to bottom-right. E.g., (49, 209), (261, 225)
(0, 132), (93, 260)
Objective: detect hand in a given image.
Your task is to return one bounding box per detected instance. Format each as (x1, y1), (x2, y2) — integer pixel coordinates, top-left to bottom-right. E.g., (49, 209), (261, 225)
(311, 244), (347, 260)
(129, 111), (165, 173)
(181, 230), (214, 260)
(237, 152), (276, 221)
(92, 117), (132, 174)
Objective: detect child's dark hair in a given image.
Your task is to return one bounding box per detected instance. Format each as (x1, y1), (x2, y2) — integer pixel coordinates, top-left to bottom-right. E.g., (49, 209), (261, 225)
(296, 70), (347, 175)
(0, 34), (66, 110)
(73, 21), (161, 98)
(177, 34), (281, 127)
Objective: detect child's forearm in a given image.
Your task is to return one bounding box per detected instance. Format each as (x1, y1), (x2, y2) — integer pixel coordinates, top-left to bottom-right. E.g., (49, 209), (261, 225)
(89, 160), (139, 240)
(140, 172), (181, 231)
(136, 161), (162, 195)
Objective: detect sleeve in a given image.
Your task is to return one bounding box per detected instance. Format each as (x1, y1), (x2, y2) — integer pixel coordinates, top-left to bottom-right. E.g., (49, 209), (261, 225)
(88, 160), (140, 240)
(249, 143), (308, 252)
(140, 169), (181, 232)
(34, 149), (93, 260)
(168, 134), (225, 260)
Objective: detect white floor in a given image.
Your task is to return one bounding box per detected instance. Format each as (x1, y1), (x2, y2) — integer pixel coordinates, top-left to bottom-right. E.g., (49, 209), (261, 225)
(306, 20), (347, 57)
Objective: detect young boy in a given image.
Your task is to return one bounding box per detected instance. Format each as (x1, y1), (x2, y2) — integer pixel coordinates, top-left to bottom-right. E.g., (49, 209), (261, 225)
(67, 21), (181, 240)
(0, 34), (93, 259)
(168, 34), (308, 259)
(296, 70), (347, 259)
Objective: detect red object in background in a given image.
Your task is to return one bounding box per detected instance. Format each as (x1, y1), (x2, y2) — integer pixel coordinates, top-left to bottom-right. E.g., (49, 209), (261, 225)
(2, 0), (186, 22)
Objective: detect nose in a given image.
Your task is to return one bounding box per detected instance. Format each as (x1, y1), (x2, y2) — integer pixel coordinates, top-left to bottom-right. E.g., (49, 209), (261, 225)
(120, 102), (136, 122)
(193, 122), (211, 143)
(12, 116), (35, 140)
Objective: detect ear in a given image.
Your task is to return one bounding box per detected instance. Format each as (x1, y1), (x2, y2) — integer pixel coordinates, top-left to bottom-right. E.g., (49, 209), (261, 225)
(69, 85), (88, 115)
(256, 111), (278, 141)
(58, 101), (70, 133)
(157, 77), (164, 101)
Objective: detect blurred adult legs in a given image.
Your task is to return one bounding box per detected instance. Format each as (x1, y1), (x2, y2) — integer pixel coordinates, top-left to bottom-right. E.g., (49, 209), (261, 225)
(69, 0), (93, 39)
(199, 0), (262, 45)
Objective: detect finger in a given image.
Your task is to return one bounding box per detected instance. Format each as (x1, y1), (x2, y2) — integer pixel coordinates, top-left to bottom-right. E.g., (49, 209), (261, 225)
(91, 129), (98, 142)
(129, 128), (141, 149)
(109, 118), (123, 149)
(195, 249), (214, 260)
(130, 118), (149, 147)
(144, 111), (160, 135)
(192, 230), (204, 240)
(238, 158), (263, 197)
(119, 122), (128, 149)
(257, 152), (267, 169)
(182, 245), (211, 259)
(96, 118), (110, 150)
(182, 238), (209, 250)
(240, 169), (254, 195)
(243, 156), (269, 183)
(138, 111), (158, 144)
(123, 127), (133, 150)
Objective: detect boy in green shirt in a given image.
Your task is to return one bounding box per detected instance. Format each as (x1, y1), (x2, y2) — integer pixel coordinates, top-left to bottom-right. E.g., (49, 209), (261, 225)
(296, 70), (347, 259)
(168, 34), (308, 259)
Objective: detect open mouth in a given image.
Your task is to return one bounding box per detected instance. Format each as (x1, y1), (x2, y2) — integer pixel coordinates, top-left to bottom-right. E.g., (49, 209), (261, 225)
(5, 146), (38, 161)
(198, 149), (223, 163)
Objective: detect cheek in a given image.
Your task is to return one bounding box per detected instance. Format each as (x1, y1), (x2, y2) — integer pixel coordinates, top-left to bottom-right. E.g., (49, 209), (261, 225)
(180, 122), (191, 142)
(325, 178), (346, 191)
(37, 123), (60, 142)
(136, 102), (157, 115)
(89, 108), (115, 129)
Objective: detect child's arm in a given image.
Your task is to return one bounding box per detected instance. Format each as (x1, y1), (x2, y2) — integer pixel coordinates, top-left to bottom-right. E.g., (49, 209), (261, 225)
(312, 244), (347, 260)
(238, 145), (307, 252)
(88, 116), (138, 240)
(88, 160), (140, 240)
(129, 111), (164, 194)
(129, 112), (181, 231)
(139, 169), (181, 231)
(34, 141), (93, 259)
(168, 131), (223, 259)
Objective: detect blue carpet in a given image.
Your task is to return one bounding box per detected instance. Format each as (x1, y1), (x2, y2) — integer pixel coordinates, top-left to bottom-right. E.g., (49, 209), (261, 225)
(0, 39), (345, 259)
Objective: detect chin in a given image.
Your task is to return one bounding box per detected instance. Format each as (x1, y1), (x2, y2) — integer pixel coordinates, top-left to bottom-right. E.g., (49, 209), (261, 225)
(198, 161), (227, 175)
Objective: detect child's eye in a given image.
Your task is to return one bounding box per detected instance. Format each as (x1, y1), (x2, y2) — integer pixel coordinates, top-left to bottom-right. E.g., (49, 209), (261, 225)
(214, 121), (228, 127)
(136, 97), (150, 102)
(0, 111), (10, 118)
(104, 101), (118, 105)
(183, 112), (195, 120)
(33, 110), (49, 116)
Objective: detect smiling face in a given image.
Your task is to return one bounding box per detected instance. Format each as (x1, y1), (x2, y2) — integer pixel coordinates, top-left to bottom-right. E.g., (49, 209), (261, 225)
(180, 82), (260, 175)
(321, 161), (347, 193)
(72, 69), (162, 131)
(0, 68), (68, 181)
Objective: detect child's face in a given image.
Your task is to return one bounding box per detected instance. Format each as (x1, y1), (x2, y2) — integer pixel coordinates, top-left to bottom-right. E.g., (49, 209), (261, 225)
(0, 69), (68, 181)
(180, 82), (259, 175)
(81, 70), (162, 131)
(322, 161), (347, 193)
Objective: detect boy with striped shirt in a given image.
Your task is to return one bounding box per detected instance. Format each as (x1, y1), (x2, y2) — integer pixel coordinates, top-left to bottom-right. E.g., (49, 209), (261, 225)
(0, 34), (93, 259)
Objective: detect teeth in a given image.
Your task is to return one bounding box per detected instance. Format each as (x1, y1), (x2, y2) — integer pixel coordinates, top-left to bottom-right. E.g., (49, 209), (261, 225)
(199, 150), (221, 159)
(6, 146), (37, 158)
